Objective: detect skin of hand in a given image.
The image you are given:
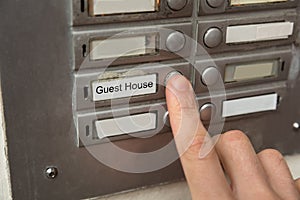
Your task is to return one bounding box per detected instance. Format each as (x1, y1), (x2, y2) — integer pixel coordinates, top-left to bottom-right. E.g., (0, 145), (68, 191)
(165, 74), (300, 200)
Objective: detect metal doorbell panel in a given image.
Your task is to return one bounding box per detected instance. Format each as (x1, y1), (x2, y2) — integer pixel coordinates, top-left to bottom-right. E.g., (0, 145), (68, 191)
(198, 9), (297, 54)
(194, 46), (292, 94)
(73, 23), (193, 70)
(1, 0), (300, 199)
(74, 62), (191, 110)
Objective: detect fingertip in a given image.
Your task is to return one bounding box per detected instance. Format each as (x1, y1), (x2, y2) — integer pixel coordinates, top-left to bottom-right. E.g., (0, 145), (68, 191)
(166, 74), (191, 92)
(165, 74), (195, 111)
(165, 74), (197, 134)
(164, 71), (183, 87)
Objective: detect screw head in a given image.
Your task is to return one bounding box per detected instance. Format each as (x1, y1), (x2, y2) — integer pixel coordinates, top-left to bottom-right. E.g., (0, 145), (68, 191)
(45, 167), (58, 179)
(293, 122), (300, 130)
(199, 103), (216, 121)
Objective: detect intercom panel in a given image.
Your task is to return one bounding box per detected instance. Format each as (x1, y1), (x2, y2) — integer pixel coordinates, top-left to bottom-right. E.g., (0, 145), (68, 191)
(1, 0), (300, 200)
(73, 24), (193, 70)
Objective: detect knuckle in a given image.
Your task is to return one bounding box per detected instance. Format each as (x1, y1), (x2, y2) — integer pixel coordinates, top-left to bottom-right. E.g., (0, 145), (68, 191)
(222, 130), (249, 145)
(182, 134), (214, 161)
(187, 134), (206, 154)
(259, 149), (284, 164)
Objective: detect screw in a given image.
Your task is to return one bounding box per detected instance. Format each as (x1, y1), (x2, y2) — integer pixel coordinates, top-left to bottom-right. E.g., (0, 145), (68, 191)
(45, 167), (58, 179)
(293, 122), (300, 130)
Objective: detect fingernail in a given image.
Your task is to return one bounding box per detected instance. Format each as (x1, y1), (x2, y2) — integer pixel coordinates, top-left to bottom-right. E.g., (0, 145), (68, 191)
(166, 72), (190, 92)
(171, 75), (190, 92)
(164, 71), (182, 86)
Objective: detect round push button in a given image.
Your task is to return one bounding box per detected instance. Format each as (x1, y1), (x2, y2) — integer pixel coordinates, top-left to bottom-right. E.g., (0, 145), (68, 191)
(201, 67), (220, 86)
(206, 0), (225, 8)
(204, 28), (223, 48)
(166, 31), (186, 52)
(199, 103), (216, 121)
(167, 0), (187, 11)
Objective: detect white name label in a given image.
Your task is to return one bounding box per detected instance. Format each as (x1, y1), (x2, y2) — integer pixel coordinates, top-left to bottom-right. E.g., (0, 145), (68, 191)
(222, 93), (278, 117)
(90, 0), (157, 16)
(226, 22), (294, 44)
(92, 74), (157, 101)
(230, 0), (287, 6)
(90, 36), (150, 60)
(95, 113), (157, 139)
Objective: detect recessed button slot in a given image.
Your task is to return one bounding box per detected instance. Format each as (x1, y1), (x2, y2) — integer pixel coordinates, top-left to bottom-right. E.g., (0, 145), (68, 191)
(199, 103), (216, 121)
(81, 0), (85, 12)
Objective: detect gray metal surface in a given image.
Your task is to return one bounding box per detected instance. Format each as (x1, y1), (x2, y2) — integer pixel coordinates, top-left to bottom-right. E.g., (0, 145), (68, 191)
(0, 0), (300, 200)
(72, 23), (193, 70)
(197, 9), (298, 54)
(74, 62), (191, 110)
(194, 46), (293, 93)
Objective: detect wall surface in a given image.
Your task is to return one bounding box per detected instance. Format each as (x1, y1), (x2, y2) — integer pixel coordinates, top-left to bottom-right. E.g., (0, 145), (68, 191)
(92, 155), (300, 200)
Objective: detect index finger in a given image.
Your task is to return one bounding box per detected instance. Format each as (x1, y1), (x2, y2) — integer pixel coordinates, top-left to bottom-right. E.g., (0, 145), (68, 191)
(165, 74), (233, 200)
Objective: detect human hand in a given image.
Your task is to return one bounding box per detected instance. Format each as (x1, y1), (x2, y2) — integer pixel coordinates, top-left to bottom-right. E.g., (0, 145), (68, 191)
(165, 74), (300, 200)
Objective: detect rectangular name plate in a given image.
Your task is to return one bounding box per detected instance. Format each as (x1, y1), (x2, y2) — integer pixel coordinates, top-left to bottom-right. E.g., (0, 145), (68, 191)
(230, 0), (287, 6)
(92, 74), (157, 101)
(224, 60), (279, 83)
(222, 93), (278, 117)
(95, 113), (157, 139)
(90, 35), (157, 60)
(226, 22), (294, 44)
(89, 0), (157, 16)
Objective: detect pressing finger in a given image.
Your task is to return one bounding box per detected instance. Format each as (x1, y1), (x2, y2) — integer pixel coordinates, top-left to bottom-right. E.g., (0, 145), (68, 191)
(166, 74), (233, 200)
